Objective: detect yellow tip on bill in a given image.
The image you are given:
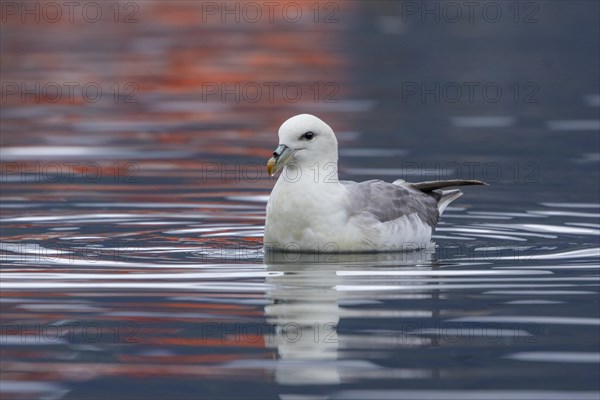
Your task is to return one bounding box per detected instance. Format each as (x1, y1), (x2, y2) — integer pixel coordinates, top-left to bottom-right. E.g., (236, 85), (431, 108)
(267, 157), (276, 176)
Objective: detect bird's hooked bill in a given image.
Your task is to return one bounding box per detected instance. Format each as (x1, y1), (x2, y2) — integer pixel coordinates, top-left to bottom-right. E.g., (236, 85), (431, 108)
(267, 144), (293, 176)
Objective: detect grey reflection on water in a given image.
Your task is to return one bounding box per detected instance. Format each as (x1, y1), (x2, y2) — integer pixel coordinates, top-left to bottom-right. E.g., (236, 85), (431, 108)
(263, 250), (434, 388)
(266, 260), (342, 386)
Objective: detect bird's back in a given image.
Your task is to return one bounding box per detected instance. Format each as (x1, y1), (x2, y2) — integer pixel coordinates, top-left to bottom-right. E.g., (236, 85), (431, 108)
(341, 179), (440, 229)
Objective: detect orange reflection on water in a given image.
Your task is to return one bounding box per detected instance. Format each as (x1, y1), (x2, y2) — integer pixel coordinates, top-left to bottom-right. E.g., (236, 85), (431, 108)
(1, 0), (357, 396)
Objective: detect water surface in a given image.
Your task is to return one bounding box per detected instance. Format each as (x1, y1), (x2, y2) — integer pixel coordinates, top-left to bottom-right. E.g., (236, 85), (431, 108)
(1, 1), (599, 399)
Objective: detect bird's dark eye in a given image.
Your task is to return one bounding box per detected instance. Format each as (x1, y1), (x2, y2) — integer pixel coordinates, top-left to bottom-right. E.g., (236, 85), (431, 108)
(302, 131), (315, 140)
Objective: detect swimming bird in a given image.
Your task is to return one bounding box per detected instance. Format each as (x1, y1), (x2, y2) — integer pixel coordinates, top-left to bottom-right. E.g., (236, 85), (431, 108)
(264, 114), (486, 252)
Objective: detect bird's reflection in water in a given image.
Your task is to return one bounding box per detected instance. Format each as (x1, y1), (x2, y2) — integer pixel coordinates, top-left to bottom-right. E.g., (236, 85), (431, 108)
(263, 248), (434, 395)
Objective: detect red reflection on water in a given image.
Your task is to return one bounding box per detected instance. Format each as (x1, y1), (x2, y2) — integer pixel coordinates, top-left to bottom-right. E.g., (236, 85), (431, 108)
(1, 0), (356, 394)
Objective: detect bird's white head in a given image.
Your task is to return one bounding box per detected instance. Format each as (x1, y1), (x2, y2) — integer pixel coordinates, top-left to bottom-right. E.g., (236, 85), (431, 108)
(267, 114), (338, 177)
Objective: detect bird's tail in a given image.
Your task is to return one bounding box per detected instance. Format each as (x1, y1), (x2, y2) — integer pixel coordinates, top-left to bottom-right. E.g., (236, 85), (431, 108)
(436, 189), (463, 214)
(393, 179), (487, 215)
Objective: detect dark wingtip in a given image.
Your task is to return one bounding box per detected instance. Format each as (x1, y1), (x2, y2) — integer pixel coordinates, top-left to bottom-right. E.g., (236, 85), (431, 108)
(450, 179), (488, 186)
(470, 180), (489, 186)
(411, 179), (489, 192)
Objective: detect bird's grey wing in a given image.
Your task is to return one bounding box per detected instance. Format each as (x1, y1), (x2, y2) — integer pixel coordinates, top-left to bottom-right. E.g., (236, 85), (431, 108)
(340, 180), (439, 228)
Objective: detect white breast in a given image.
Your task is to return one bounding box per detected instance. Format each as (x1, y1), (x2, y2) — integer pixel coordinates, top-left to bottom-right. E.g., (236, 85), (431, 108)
(264, 175), (350, 252)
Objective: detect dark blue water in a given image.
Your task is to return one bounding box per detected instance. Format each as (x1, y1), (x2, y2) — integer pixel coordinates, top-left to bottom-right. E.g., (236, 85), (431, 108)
(1, 1), (599, 399)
